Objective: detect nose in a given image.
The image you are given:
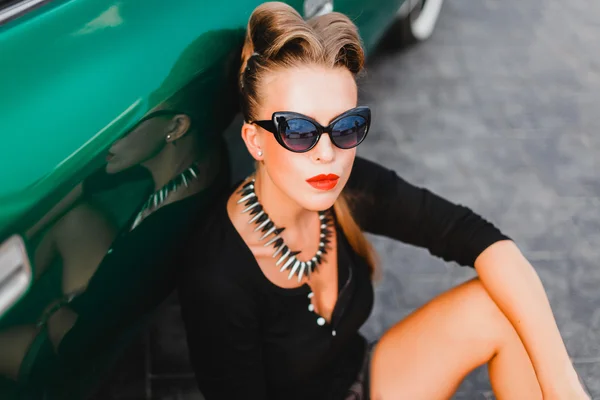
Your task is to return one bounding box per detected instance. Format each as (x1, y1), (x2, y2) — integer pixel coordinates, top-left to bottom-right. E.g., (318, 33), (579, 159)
(311, 133), (335, 163)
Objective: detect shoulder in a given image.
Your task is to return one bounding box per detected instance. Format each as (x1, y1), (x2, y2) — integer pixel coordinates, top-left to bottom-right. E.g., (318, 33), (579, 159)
(345, 156), (409, 196)
(341, 156), (439, 236)
(343, 156), (410, 210)
(347, 156), (391, 185)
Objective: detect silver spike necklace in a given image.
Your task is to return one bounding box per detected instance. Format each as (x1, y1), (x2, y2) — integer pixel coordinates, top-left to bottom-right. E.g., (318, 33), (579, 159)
(130, 163), (201, 230)
(237, 178), (333, 282)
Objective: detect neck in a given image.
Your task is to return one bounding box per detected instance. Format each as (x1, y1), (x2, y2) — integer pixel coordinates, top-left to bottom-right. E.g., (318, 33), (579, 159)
(253, 166), (315, 232)
(142, 132), (199, 191)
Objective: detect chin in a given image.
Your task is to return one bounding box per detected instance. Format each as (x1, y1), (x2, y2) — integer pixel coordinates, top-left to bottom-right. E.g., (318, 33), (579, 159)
(298, 191), (340, 212)
(105, 162), (128, 174)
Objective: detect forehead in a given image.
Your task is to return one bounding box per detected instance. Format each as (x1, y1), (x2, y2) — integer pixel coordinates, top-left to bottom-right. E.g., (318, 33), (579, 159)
(260, 65), (358, 125)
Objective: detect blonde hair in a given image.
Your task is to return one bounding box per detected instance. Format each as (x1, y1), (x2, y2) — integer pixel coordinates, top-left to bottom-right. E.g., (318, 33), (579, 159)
(239, 2), (378, 278)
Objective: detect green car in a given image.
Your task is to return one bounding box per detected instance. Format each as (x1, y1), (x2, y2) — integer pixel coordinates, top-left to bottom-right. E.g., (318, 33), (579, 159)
(0, 0), (444, 398)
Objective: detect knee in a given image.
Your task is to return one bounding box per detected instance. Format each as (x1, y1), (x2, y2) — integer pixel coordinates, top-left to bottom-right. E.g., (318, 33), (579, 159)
(373, 278), (515, 367)
(463, 278), (505, 319)
(461, 278), (515, 349)
(402, 277), (514, 354)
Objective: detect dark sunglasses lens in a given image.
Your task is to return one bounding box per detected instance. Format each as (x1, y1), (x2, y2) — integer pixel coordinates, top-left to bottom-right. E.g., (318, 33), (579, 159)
(331, 115), (368, 149)
(281, 118), (320, 152)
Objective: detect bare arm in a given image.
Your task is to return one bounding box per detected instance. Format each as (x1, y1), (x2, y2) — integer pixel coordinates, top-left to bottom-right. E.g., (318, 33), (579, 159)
(475, 240), (590, 399)
(25, 182), (84, 239)
(345, 157), (589, 398)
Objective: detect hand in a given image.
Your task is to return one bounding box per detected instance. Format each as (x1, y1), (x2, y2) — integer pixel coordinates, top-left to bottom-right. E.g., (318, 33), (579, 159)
(544, 373), (591, 400)
(550, 388), (591, 400)
(571, 378), (592, 400)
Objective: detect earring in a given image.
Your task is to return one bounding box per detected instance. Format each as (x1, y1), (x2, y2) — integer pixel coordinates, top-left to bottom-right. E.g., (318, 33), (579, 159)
(166, 134), (172, 140)
(257, 150), (263, 157)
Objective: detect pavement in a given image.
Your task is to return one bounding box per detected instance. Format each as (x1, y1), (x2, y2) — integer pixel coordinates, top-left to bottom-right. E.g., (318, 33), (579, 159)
(358, 0), (600, 397)
(359, 0), (600, 399)
(94, 0), (600, 398)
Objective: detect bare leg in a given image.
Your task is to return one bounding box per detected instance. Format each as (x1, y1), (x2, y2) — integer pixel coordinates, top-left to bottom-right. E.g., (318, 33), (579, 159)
(370, 278), (542, 400)
(0, 326), (37, 380)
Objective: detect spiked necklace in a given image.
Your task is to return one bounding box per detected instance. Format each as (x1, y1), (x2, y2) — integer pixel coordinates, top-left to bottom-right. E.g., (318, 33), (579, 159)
(237, 178), (333, 282)
(130, 163), (202, 230)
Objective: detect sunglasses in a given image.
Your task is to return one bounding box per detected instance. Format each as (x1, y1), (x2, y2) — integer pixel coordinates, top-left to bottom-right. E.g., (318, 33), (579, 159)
(125, 109), (189, 133)
(250, 106), (371, 153)
(138, 109), (191, 127)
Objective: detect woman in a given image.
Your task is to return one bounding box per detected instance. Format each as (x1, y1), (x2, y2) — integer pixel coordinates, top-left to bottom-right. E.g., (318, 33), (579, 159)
(0, 75), (227, 382)
(177, 3), (590, 399)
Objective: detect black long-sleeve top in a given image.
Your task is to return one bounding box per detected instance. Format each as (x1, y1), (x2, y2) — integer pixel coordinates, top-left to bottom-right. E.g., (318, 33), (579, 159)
(177, 156), (510, 400)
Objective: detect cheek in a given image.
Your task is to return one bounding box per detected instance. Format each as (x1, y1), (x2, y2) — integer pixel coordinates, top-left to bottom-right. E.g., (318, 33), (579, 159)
(120, 129), (163, 159)
(263, 137), (302, 182)
(262, 137), (305, 192)
(332, 148), (357, 192)
(338, 147), (357, 171)
(263, 141), (357, 211)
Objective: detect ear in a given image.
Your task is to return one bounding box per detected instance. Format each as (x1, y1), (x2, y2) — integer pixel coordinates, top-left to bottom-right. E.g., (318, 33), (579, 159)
(241, 122), (264, 161)
(165, 114), (192, 143)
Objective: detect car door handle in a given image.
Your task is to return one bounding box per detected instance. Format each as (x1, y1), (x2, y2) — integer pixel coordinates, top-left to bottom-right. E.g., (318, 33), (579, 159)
(304, 0), (334, 19)
(0, 235), (32, 317)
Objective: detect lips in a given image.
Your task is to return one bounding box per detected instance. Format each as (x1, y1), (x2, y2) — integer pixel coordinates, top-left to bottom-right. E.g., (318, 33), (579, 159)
(106, 152), (115, 162)
(306, 174), (340, 191)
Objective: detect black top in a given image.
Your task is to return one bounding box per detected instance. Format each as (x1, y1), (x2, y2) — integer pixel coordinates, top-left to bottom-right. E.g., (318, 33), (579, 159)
(59, 139), (231, 369)
(177, 156), (510, 400)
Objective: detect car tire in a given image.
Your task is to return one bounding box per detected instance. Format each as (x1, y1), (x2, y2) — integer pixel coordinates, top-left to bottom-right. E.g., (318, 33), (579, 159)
(382, 0), (444, 48)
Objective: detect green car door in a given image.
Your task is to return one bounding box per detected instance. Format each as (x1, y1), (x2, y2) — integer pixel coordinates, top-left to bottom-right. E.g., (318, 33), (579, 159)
(0, 1), (252, 398)
(0, 0), (414, 398)
(334, 0), (405, 50)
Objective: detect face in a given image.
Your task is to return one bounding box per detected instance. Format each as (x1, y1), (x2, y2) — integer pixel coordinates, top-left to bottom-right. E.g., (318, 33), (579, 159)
(247, 65), (360, 211)
(105, 110), (176, 174)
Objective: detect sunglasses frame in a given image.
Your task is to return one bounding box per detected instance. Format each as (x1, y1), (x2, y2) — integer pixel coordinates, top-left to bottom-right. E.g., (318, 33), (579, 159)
(250, 106), (371, 153)
(138, 109), (189, 125)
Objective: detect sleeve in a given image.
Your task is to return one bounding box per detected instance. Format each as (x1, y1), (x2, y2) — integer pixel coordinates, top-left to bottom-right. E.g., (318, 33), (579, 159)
(177, 263), (266, 399)
(345, 156), (511, 267)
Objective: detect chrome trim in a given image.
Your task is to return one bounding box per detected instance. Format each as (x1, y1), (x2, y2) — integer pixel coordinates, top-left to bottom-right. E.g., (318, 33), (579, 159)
(0, 235), (32, 316)
(0, 0), (53, 25)
(397, 0), (419, 18)
(304, 0), (333, 19)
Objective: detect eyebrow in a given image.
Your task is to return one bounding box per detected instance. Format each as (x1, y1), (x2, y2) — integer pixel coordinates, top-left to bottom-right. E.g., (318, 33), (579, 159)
(292, 108), (357, 125)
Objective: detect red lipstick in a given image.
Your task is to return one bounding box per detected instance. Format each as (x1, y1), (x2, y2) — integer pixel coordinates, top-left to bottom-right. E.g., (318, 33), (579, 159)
(306, 174), (339, 191)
